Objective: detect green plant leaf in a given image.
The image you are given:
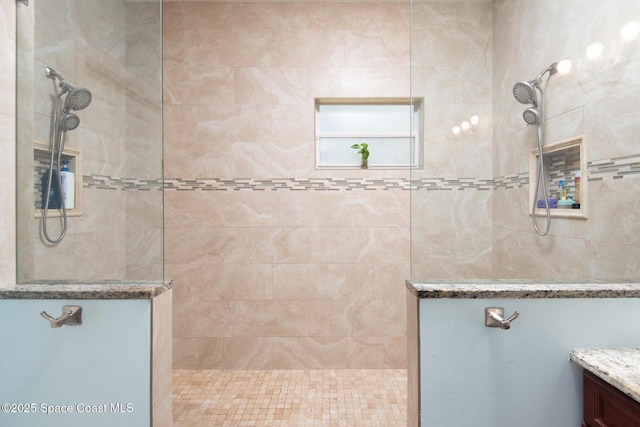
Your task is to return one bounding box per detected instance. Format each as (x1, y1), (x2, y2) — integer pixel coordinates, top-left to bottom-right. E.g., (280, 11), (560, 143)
(351, 143), (369, 162)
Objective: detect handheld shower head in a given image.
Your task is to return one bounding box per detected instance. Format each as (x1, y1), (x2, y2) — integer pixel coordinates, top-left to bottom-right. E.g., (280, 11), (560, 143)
(59, 113), (80, 131)
(42, 65), (92, 245)
(513, 80), (538, 106)
(514, 61), (559, 237)
(62, 86), (92, 112)
(523, 108), (540, 126)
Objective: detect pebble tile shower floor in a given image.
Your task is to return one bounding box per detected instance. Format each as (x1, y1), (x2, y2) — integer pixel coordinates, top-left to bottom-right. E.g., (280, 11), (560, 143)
(173, 369), (407, 426)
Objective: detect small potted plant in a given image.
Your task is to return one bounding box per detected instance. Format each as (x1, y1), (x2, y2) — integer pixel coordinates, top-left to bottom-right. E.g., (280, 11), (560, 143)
(351, 143), (370, 169)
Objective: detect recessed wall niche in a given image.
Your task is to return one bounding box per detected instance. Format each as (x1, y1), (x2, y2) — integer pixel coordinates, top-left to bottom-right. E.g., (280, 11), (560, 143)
(33, 141), (82, 217)
(529, 135), (587, 219)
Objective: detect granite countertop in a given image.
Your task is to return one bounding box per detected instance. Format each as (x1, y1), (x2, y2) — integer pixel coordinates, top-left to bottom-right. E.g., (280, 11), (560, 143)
(570, 348), (640, 403)
(406, 280), (640, 299)
(0, 281), (172, 300)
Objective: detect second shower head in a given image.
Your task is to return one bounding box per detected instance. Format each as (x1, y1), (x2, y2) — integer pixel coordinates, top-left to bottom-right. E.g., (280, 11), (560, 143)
(59, 113), (80, 131)
(522, 108), (540, 126)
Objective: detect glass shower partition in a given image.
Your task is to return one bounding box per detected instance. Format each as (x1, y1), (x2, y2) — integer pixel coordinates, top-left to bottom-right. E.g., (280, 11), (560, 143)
(409, 0), (494, 281)
(16, 0), (163, 283)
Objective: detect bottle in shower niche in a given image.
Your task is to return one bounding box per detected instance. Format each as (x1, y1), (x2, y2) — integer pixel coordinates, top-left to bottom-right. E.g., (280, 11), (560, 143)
(60, 160), (75, 209)
(574, 172), (581, 203)
(41, 169), (62, 209)
(557, 180), (567, 200)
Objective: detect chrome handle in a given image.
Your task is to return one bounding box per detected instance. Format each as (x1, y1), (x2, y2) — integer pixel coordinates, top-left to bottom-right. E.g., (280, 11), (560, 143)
(485, 307), (519, 330)
(40, 305), (82, 328)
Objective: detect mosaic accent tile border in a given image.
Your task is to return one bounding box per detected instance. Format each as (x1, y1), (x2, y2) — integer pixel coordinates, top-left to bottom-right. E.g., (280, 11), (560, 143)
(413, 178), (493, 191)
(44, 154), (640, 193)
(83, 174), (163, 191)
(493, 154), (640, 191)
(163, 177), (497, 191)
(492, 172), (529, 189)
(588, 154), (640, 181)
(163, 177), (412, 191)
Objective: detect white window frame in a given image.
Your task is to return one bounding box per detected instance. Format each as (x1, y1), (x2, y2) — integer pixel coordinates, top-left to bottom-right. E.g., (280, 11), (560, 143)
(315, 98), (422, 170)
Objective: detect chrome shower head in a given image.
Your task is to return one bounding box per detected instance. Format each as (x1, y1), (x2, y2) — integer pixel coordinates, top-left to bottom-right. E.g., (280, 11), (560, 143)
(523, 108), (540, 126)
(59, 113), (80, 131)
(513, 62), (558, 107)
(62, 85), (92, 112)
(513, 80), (538, 106)
(45, 65), (92, 111)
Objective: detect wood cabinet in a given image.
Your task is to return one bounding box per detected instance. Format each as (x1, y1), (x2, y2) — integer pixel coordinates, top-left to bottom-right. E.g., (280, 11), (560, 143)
(583, 370), (640, 427)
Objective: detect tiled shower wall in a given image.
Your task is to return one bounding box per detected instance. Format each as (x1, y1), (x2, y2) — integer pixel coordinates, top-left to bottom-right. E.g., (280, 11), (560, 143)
(492, 0), (640, 279)
(15, 1), (163, 283)
(410, 0), (640, 282)
(163, 1), (411, 369)
(16, 1), (129, 281)
(409, 1), (494, 280)
(0, 0), (16, 289)
(3, 0), (637, 369)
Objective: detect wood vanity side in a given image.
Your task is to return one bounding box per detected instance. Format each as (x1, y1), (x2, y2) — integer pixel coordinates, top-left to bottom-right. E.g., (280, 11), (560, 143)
(583, 370), (640, 427)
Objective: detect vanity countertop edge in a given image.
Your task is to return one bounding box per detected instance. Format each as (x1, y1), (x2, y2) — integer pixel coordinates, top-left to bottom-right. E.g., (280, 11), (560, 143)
(570, 348), (640, 403)
(406, 280), (640, 299)
(0, 281), (173, 300)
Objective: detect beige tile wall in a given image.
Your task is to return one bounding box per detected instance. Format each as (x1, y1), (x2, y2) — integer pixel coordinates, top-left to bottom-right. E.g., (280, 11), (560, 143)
(411, 0), (640, 282)
(491, 0), (640, 279)
(16, 0), (129, 281)
(125, 1), (164, 281)
(0, 0), (16, 288)
(164, 1), (411, 369)
(5, 0), (635, 370)
(14, 0), (163, 283)
(410, 1), (495, 280)
(152, 288), (173, 427)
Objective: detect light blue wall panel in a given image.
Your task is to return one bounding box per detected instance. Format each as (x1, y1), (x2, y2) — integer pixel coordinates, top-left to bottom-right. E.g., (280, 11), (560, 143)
(0, 299), (150, 427)
(419, 298), (640, 426)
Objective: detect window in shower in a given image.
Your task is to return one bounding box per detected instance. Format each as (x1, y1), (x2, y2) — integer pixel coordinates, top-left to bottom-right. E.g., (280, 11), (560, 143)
(315, 98), (422, 169)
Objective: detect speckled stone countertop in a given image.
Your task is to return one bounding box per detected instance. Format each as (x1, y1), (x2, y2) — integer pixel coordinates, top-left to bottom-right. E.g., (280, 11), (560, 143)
(570, 348), (640, 403)
(406, 280), (640, 299)
(0, 281), (172, 300)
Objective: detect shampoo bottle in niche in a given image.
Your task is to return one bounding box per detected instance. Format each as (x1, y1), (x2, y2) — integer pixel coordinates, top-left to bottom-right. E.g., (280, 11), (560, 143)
(60, 160), (75, 209)
(41, 169), (62, 209)
(557, 180), (567, 200)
